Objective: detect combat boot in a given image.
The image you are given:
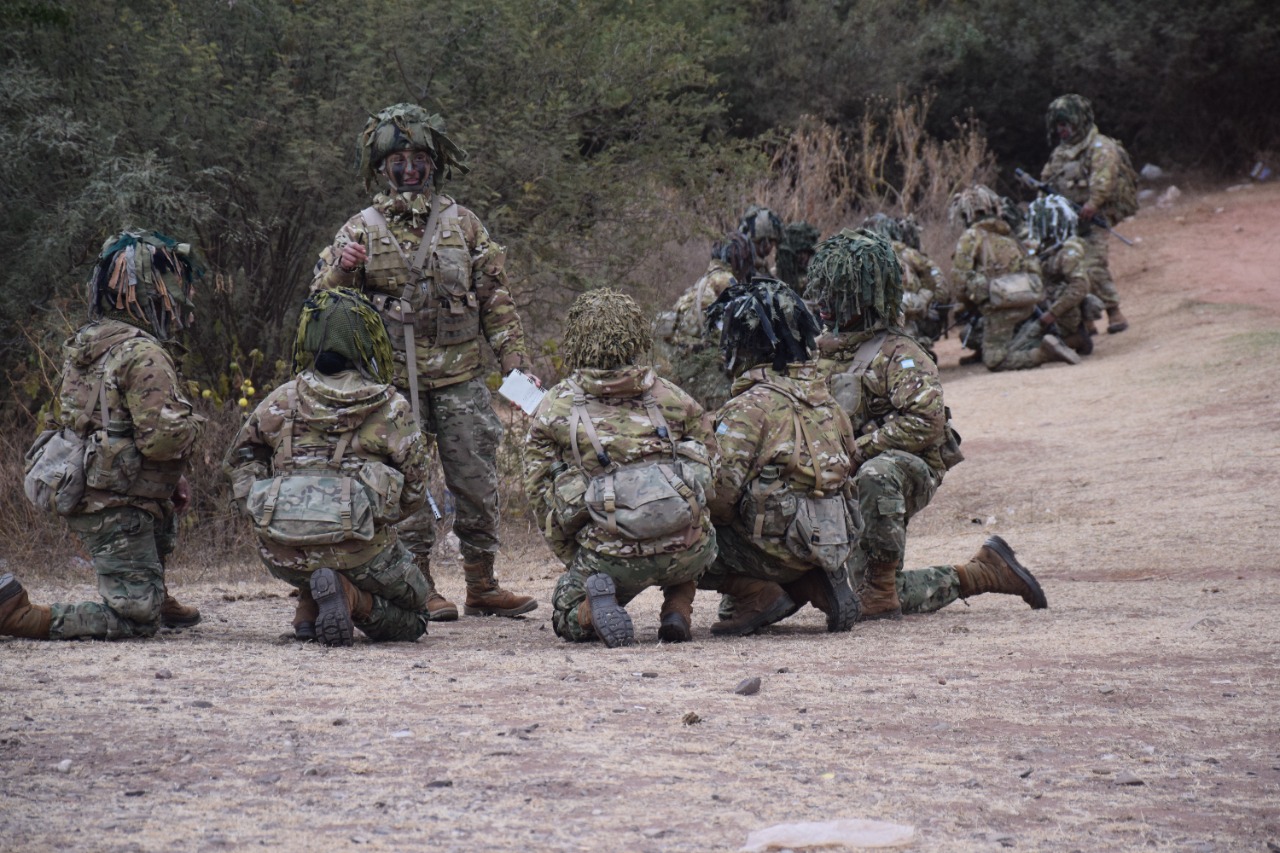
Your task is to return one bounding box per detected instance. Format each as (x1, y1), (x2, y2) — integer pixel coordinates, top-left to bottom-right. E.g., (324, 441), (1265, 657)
(159, 587), (201, 628)
(581, 573), (634, 648)
(462, 554), (538, 617)
(1039, 334), (1082, 365)
(415, 554), (458, 621)
(784, 566), (859, 633)
(310, 568), (374, 647)
(855, 558), (903, 621)
(1106, 306), (1129, 334)
(293, 586), (319, 641)
(955, 536), (1047, 609)
(709, 576), (794, 636)
(657, 580), (696, 643)
(0, 574), (52, 640)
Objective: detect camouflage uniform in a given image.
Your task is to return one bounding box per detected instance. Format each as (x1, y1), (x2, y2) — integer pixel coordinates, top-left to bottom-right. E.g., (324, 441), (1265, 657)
(224, 369), (432, 641)
(951, 218), (1051, 371)
(1038, 236), (1091, 347)
(654, 258), (736, 412)
(815, 326), (961, 613)
(47, 320), (204, 639)
(525, 366), (718, 641)
(312, 190), (529, 570)
(896, 241), (950, 362)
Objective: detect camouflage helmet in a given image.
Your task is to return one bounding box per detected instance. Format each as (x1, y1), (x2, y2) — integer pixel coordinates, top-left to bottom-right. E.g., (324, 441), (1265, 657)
(563, 288), (651, 371)
(739, 205), (783, 243)
(1000, 196), (1025, 232)
(776, 221), (822, 290)
(715, 277), (822, 376)
(293, 287), (394, 384)
(803, 228), (902, 332)
(711, 231), (755, 284)
(895, 215), (922, 250)
(1045, 94), (1095, 145)
(860, 213), (900, 242)
(357, 103), (469, 191)
(1028, 194), (1079, 247)
(948, 184), (1003, 227)
(88, 229), (201, 340)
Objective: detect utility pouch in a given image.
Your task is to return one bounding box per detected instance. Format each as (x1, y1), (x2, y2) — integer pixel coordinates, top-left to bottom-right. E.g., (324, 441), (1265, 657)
(939, 406), (964, 471)
(246, 471), (376, 546)
(740, 465), (797, 540)
(550, 464), (591, 536)
(988, 272), (1045, 310)
(23, 429), (88, 516)
(584, 461), (699, 542)
(785, 493), (853, 573)
(357, 459), (406, 524)
(83, 423), (142, 492)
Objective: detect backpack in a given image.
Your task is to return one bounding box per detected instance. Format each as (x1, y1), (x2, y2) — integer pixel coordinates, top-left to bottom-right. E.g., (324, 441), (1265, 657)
(987, 271), (1046, 310)
(1105, 137), (1140, 221)
(560, 379), (710, 554)
(244, 388), (378, 547)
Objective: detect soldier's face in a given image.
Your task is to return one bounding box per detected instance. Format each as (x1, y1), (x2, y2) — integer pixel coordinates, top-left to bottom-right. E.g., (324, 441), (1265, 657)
(383, 151), (433, 192)
(753, 237), (776, 258)
(1055, 120), (1075, 141)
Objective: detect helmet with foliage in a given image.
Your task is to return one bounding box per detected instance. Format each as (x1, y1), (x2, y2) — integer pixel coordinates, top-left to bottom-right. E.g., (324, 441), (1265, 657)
(803, 228), (902, 332)
(948, 184), (1003, 228)
(1045, 94), (1095, 146)
(293, 287), (394, 383)
(1000, 196), (1025, 232)
(714, 277), (821, 377)
(563, 288), (652, 371)
(739, 205), (783, 244)
(1027, 194), (1079, 248)
(711, 231), (755, 284)
(776, 221), (822, 289)
(357, 103), (469, 192)
(88, 229), (200, 341)
(861, 213), (922, 250)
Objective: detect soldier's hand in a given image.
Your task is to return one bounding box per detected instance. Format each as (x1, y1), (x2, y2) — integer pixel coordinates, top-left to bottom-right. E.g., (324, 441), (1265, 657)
(338, 241), (368, 272)
(1079, 203), (1098, 222)
(173, 475), (192, 516)
(1038, 311), (1056, 328)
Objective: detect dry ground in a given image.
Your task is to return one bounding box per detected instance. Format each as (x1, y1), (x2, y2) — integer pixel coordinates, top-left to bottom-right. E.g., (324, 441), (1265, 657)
(3, 183), (1279, 852)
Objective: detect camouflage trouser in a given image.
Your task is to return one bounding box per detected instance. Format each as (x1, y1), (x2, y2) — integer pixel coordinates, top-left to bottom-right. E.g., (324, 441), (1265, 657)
(268, 539), (428, 642)
(982, 309), (1044, 371)
(396, 377), (503, 568)
(551, 532), (717, 642)
(699, 525), (812, 589)
(50, 507), (170, 640)
(1081, 228), (1120, 310)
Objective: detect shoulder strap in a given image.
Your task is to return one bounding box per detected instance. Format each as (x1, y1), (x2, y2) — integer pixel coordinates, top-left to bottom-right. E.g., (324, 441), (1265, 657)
(275, 386), (298, 472)
(73, 339), (132, 435)
(566, 379), (612, 473)
(845, 331), (888, 379)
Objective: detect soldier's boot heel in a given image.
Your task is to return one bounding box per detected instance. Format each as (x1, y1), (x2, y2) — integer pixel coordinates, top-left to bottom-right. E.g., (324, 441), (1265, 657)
(818, 566), (860, 633)
(584, 573), (634, 648)
(310, 568), (354, 647)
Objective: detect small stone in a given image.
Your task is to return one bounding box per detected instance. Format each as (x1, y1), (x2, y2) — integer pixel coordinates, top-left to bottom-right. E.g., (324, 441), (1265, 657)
(426, 779), (453, 788)
(333, 718), (347, 726)
(682, 712), (702, 725)
(56, 759), (72, 773)
(1114, 771), (1144, 786)
(734, 677), (761, 696)
(938, 678), (947, 685)
(391, 729), (412, 738)
(1019, 768), (1033, 779)
(641, 828), (669, 839)
(776, 667), (790, 673)
(1098, 684), (1116, 695)
(641, 671), (658, 679)
(155, 669), (173, 680)
(124, 790), (145, 797)
(188, 700), (213, 709)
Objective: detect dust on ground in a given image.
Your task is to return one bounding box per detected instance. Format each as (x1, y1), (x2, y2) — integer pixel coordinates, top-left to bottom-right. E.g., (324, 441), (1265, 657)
(3, 184), (1279, 853)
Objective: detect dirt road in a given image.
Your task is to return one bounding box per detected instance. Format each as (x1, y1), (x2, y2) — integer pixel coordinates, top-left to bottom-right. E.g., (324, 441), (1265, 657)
(3, 183), (1278, 852)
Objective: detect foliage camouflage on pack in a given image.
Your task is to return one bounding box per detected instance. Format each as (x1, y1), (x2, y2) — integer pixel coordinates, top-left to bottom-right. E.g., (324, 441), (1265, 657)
(357, 103), (469, 191)
(89, 229), (202, 341)
(562, 288), (652, 371)
(292, 288), (395, 384)
(803, 228), (902, 332)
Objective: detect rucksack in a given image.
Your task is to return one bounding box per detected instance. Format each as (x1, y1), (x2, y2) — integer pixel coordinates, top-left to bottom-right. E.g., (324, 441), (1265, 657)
(1106, 137), (1140, 221)
(24, 351), (114, 515)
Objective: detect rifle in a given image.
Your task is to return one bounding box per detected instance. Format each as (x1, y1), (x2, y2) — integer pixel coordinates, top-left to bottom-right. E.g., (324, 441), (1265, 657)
(1014, 168), (1135, 246)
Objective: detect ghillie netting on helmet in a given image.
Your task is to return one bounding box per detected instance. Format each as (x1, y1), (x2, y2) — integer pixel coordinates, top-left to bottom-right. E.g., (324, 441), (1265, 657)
(293, 288), (395, 384)
(714, 278), (822, 376)
(88, 229), (201, 341)
(357, 103), (469, 192)
(563, 288), (652, 371)
(803, 228), (903, 331)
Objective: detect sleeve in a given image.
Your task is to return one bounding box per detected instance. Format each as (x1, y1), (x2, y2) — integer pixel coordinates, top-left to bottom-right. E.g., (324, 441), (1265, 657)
(1046, 243), (1089, 320)
(222, 395), (275, 512)
(378, 393), (430, 518)
(310, 217), (366, 293)
(951, 230), (987, 306)
(465, 210), (530, 374)
(857, 345), (945, 459)
(120, 341), (204, 464)
(523, 391), (578, 563)
(707, 396), (763, 525)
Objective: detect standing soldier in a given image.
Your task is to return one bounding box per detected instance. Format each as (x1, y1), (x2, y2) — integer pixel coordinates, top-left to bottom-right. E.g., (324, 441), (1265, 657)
(3, 230), (205, 640)
(525, 289), (717, 647)
(311, 104), (536, 620)
(224, 289), (432, 646)
(805, 229), (1048, 620)
(1040, 94), (1138, 334)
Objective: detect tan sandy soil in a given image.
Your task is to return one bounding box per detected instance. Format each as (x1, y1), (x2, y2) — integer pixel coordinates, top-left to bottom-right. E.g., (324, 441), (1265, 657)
(3, 183), (1279, 853)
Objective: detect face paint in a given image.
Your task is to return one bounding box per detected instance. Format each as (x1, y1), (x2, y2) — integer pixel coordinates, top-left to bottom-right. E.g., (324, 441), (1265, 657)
(382, 151), (434, 193)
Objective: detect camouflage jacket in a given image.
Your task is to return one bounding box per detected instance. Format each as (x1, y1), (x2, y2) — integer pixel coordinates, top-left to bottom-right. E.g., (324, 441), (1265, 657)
(525, 366), (717, 561)
(815, 326), (947, 476)
(311, 191), (529, 390)
(951, 219), (1041, 312)
(52, 319), (203, 518)
(224, 370), (429, 571)
(663, 258), (735, 347)
(897, 241), (949, 316)
(710, 363), (855, 558)
(1041, 125), (1126, 223)
(1039, 236), (1089, 328)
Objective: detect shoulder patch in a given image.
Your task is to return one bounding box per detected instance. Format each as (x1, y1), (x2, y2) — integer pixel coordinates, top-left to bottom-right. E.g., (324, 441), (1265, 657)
(900, 358), (915, 369)
(716, 422), (728, 435)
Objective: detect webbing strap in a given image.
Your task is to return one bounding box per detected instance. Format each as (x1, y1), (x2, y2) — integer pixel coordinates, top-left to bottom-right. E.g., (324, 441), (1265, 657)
(340, 476), (353, 538)
(845, 331), (887, 381)
(261, 477), (283, 525)
(751, 479), (787, 539)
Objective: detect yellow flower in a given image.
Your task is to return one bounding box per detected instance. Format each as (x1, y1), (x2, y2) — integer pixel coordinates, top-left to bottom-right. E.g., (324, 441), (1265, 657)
(201, 389), (213, 399)
(238, 397), (249, 408)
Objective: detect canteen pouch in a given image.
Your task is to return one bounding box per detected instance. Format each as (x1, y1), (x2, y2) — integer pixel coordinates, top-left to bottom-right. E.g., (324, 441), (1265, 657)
(740, 465), (798, 540)
(551, 465), (591, 536)
(82, 428), (142, 493)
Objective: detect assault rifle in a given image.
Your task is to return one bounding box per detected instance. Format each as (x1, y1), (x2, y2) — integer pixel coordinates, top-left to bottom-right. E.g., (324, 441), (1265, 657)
(1014, 168), (1135, 246)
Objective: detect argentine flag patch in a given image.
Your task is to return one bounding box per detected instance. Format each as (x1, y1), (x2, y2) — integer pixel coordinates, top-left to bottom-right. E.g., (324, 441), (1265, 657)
(716, 422), (729, 435)
(900, 358), (915, 369)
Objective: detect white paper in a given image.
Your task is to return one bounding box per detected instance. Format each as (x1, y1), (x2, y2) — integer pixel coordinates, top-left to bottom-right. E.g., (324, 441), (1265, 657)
(498, 369), (545, 416)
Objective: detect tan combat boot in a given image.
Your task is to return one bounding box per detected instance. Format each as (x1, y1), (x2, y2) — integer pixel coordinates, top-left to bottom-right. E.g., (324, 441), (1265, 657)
(415, 554), (458, 622)
(583, 573), (634, 647)
(657, 580), (696, 643)
(955, 536), (1048, 609)
(462, 554), (538, 617)
(1039, 334), (1082, 365)
(1106, 306), (1129, 334)
(310, 568), (374, 647)
(784, 566), (859, 633)
(855, 558), (903, 621)
(159, 585), (201, 628)
(0, 574), (52, 639)
(709, 576), (794, 636)
(293, 586), (319, 641)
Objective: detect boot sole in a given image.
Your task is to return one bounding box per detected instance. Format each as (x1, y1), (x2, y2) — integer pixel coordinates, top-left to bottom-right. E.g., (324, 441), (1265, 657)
(858, 607), (903, 622)
(983, 536), (1048, 609)
(0, 573), (24, 607)
(294, 621), (316, 642)
(1042, 334), (1082, 365)
(427, 605), (460, 621)
(310, 568), (354, 647)
(584, 573), (634, 648)
(710, 592), (796, 637)
(657, 612), (692, 643)
(1107, 322), (1128, 334)
(161, 613), (202, 628)
(816, 568), (860, 633)
(462, 599), (538, 618)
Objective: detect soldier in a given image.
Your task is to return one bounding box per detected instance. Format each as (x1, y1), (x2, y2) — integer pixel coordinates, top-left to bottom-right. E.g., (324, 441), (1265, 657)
(949, 185), (1081, 371)
(224, 289), (432, 646)
(1028, 195), (1097, 356)
(653, 231), (754, 412)
(862, 213), (950, 362)
(805, 229), (1048, 620)
(701, 279), (860, 636)
(739, 205), (783, 276)
(775, 221), (821, 293)
(525, 289), (717, 647)
(1040, 93), (1136, 334)
(2, 230), (205, 640)
(311, 104), (536, 621)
